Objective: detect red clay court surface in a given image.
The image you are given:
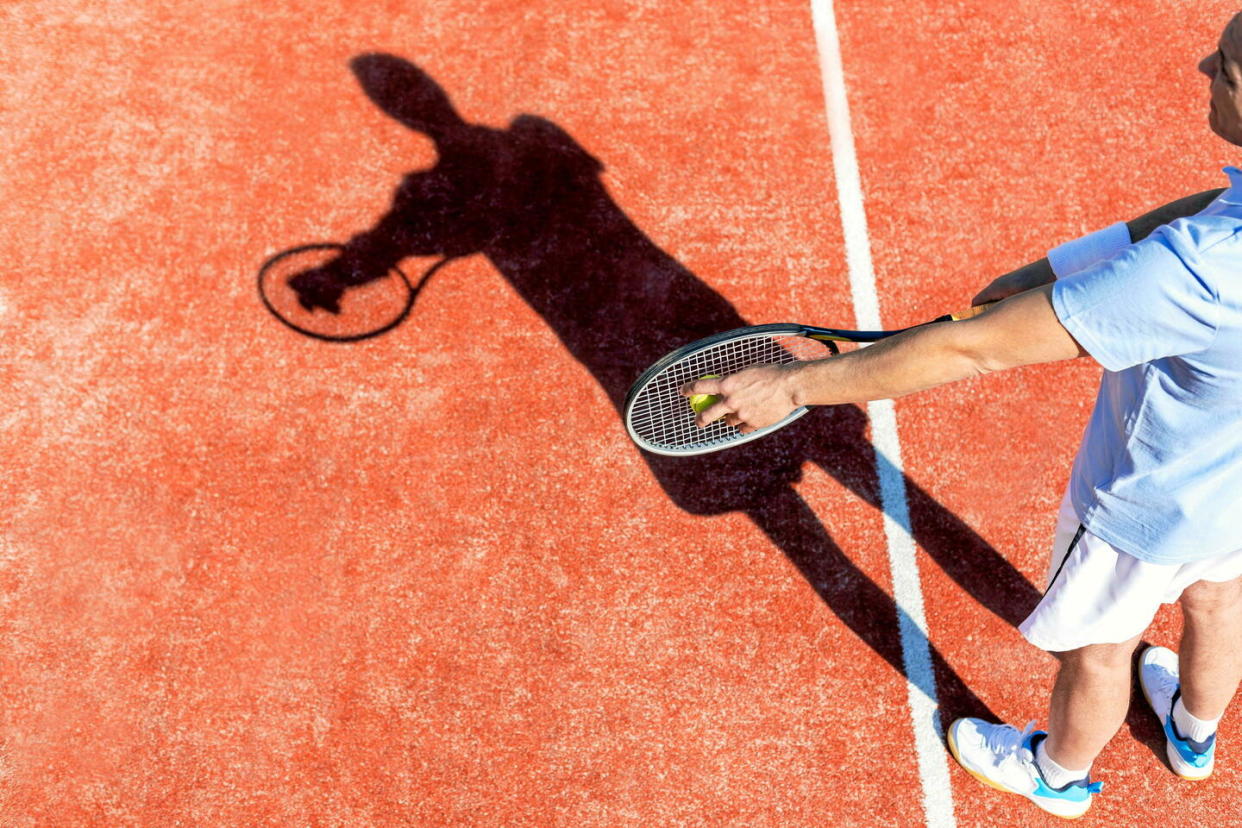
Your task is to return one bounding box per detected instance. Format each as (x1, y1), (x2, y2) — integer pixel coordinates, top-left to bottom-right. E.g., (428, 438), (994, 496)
(3, 1), (1242, 825)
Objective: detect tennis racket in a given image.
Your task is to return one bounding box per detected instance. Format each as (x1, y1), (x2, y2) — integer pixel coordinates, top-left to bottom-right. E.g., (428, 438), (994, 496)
(624, 304), (992, 456)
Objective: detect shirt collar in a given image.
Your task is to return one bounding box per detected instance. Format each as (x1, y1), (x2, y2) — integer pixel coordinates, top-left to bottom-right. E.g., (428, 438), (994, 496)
(1219, 166), (1242, 203)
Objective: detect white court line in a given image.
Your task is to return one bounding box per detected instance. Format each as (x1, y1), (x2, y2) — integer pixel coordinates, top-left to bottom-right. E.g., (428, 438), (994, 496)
(808, 1), (956, 827)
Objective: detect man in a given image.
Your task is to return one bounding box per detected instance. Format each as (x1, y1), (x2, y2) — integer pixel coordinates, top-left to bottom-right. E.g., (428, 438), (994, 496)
(682, 13), (1242, 820)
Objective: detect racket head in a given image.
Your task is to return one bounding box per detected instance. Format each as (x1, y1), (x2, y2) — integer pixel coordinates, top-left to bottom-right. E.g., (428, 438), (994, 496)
(257, 243), (416, 342)
(624, 324), (839, 456)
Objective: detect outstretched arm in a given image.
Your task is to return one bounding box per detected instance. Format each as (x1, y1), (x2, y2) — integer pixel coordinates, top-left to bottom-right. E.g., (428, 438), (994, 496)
(684, 285), (1082, 433)
(970, 188), (1226, 305)
(685, 187), (1227, 432)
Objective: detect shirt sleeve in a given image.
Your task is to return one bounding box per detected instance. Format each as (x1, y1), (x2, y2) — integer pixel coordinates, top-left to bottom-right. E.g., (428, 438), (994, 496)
(1050, 228), (1221, 372)
(1046, 221), (1131, 278)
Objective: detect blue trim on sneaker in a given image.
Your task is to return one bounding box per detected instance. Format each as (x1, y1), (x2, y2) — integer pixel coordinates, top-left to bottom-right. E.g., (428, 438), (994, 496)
(1027, 733), (1104, 802)
(1166, 689), (1217, 766)
(1164, 717), (1216, 767)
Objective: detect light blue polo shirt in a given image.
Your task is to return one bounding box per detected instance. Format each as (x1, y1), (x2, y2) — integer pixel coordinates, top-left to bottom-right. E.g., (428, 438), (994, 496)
(1051, 167), (1242, 564)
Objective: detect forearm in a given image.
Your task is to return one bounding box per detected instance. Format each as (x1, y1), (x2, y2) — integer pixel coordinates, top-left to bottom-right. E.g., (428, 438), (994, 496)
(1125, 188), (1225, 242)
(786, 321), (982, 407)
(337, 212), (413, 282)
(689, 287), (1081, 431)
(790, 284), (1081, 406)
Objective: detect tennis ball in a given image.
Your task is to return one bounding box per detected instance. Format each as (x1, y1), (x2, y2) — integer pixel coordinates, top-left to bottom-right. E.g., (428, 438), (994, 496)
(688, 374), (721, 414)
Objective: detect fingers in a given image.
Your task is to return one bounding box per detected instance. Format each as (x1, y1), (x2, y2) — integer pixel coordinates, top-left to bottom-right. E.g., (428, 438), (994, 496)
(694, 402), (758, 430)
(680, 365), (794, 431)
(694, 398), (732, 428)
(679, 377), (723, 397)
(682, 378), (734, 428)
(972, 273), (1022, 306)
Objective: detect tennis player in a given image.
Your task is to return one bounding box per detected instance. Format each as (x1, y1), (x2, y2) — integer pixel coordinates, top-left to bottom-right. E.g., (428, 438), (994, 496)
(683, 13), (1242, 819)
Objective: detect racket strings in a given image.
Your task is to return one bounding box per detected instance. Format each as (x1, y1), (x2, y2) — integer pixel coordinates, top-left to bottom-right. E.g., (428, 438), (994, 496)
(627, 333), (833, 453)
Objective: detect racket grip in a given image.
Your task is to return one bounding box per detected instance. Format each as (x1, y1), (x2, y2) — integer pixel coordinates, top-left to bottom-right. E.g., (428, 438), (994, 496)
(948, 301), (997, 321)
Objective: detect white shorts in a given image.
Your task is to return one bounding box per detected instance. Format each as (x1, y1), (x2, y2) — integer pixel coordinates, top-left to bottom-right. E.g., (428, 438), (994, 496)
(1018, 491), (1242, 652)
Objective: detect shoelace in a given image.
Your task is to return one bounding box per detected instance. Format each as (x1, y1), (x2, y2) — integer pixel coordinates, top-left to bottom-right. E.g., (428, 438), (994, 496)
(982, 721), (1104, 794)
(983, 720), (1038, 762)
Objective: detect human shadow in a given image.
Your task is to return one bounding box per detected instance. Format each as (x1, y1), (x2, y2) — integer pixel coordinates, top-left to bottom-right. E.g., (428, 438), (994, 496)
(290, 53), (1045, 723)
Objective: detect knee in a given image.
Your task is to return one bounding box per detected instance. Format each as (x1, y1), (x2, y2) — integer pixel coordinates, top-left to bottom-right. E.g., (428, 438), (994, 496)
(1181, 577), (1242, 618)
(1056, 639), (1140, 672)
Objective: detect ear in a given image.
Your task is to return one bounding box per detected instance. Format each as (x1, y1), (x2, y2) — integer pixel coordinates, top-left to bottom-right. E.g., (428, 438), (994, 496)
(349, 54), (466, 141)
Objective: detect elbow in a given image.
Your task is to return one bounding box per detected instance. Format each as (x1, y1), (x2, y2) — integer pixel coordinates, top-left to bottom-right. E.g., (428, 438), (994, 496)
(968, 350), (1007, 377)
(950, 327), (1007, 379)
(958, 354), (998, 382)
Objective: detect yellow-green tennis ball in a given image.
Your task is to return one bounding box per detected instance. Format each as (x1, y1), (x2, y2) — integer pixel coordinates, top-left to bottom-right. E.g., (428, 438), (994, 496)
(689, 374), (721, 414)
(689, 393), (719, 414)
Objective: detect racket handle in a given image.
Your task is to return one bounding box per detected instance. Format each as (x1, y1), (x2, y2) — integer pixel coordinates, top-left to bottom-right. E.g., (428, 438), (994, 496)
(948, 301), (997, 321)
(923, 302), (997, 326)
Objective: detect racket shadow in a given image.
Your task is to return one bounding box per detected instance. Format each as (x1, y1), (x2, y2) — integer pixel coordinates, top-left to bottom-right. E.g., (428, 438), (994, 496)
(319, 53), (1043, 724)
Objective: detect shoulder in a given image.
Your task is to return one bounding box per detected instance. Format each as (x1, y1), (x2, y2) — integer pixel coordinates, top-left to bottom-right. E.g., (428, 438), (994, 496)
(1159, 169), (1242, 257)
(1159, 212), (1242, 254)
(507, 114), (604, 175)
(1154, 212), (1242, 296)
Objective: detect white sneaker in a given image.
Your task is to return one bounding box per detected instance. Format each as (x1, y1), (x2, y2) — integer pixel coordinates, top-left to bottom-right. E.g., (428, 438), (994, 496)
(1138, 645), (1216, 780)
(947, 718), (1101, 820)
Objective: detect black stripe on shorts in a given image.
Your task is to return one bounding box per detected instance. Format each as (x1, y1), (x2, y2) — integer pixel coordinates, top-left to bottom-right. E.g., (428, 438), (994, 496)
(1043, 524), (1087, 598)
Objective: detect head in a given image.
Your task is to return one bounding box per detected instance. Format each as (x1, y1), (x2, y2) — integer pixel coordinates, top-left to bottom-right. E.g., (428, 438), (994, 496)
(349, 54), (465, 142)
(1200, 13), (1242, 146)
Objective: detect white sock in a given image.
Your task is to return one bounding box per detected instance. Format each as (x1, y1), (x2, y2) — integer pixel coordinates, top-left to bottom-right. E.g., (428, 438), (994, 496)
(1035, 739), (1090, 788)
(1172, 696), (1220, 743)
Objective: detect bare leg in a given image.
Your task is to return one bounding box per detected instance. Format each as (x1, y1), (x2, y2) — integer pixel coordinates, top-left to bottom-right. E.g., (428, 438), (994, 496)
(1178, 576), (1242, 720)
(1043, 634), (1144, 770)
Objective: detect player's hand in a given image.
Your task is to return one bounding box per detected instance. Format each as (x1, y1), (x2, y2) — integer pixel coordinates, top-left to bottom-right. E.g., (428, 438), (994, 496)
(680, 364), (799, 433)
(289, 261), (348, 314)
(971, 270), (1034, 305)
(971, 260), (1056, 306)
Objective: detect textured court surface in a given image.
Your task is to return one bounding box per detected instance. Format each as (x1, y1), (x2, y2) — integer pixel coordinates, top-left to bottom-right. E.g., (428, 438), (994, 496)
(2, 1), (1241, 825)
